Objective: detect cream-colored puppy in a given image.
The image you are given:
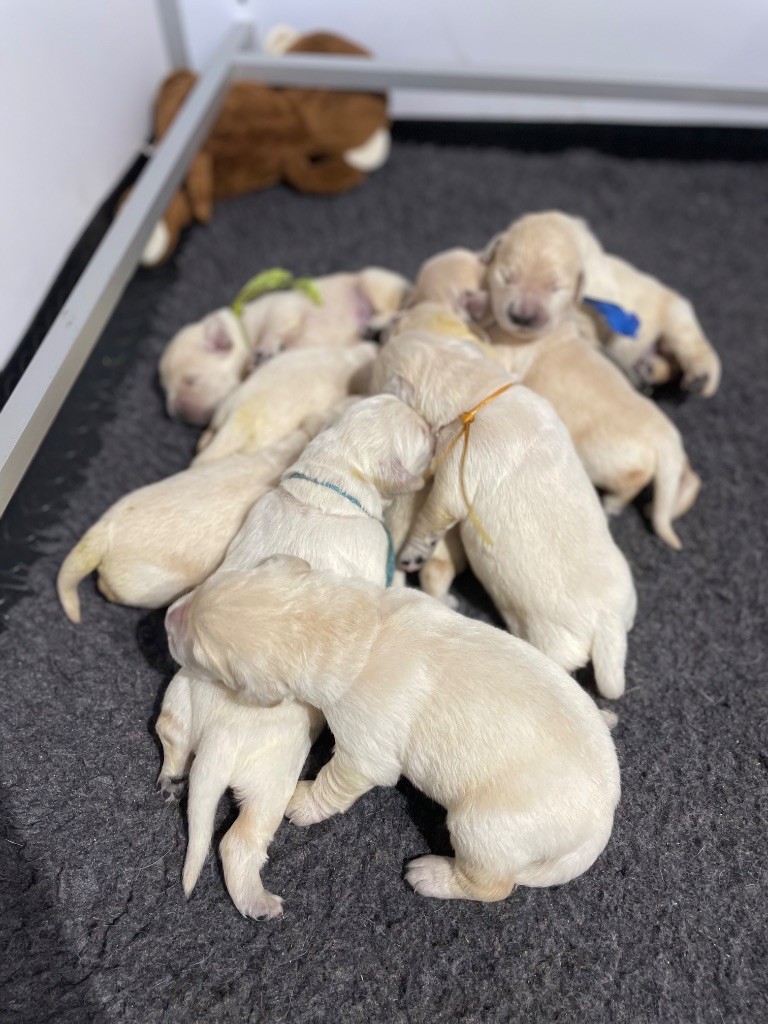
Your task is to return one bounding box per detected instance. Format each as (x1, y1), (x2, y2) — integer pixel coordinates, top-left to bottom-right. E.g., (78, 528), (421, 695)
(192, 343), (376, 465)
(159, 268), (408, 423)
(487, 318), (701, 549)
(409, 247), (489, 321)
(56, 431), (307, 622)
(483, 210), (720, 395)
(165, 557), (621, 903)
(56, 399), (360, 621)
(371, 325), (636, 699)
(158, 395), (434, 917)
(155, 671), (323, 921)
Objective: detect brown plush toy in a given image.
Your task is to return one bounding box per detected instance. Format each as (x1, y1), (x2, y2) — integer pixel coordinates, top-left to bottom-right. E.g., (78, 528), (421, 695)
(134, 28), (391, 267)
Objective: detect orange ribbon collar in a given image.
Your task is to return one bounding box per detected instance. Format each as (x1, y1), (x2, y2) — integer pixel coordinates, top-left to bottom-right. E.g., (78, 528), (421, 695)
(431, 382), (515, 547)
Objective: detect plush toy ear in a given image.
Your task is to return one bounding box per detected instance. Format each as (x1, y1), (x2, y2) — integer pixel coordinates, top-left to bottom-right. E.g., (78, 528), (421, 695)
(263, 24), (301, 55)
(480, 233), (503, 265)
(384, 373), (417, 407)
(203, 314), (235, 354)
(344, 127), (391, 172)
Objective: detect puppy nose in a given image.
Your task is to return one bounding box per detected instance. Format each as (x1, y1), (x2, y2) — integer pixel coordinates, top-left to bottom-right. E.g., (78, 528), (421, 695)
(508, 305), (539, 328)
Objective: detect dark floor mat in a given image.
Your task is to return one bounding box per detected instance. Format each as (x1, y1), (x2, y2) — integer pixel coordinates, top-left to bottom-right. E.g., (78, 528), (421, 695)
(1, 140), (767, 1024)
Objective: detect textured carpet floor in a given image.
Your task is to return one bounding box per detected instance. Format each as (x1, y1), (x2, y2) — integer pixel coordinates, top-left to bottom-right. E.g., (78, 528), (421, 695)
(2, 140), (767, 1024)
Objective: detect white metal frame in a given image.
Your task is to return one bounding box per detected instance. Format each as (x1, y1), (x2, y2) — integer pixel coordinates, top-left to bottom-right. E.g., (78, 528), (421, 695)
(2, 20), (767, 514)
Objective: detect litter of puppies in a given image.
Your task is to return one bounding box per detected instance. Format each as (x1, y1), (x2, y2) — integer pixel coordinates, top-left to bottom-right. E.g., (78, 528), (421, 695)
(58, 210), (718, 917)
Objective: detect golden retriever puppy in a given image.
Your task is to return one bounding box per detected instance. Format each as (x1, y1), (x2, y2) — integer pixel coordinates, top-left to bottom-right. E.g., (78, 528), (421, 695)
(409, 247), (489, 321)
(483, 210), (720, 395)
(159, 395), (434, 917)
(165, 556), (621, 903)
(159, 269), (408, 424)
(56, 431), (308, 622)
(371, 324), (636, 699)
(487, 318), (701, 549)
(192, 343), (376, 465)
(155, 671), (323, 921)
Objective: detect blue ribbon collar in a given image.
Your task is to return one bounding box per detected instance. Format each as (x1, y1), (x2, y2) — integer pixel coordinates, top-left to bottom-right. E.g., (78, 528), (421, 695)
(583, 297), (641, 338)
(284, 472), (396, 587)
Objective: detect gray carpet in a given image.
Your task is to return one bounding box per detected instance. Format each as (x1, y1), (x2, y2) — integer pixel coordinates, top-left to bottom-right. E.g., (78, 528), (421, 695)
(2, 140), (767, 1024)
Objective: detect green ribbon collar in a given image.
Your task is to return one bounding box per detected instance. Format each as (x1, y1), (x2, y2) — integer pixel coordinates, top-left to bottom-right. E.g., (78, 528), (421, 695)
(231, 269), (323, 319)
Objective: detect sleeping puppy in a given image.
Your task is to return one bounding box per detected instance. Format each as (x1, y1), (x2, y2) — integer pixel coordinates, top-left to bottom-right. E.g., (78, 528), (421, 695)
(56, 400), (359, 621)
(165, 556), (621, 903)
(159, 395), (434, 917)
(159, 268), (409, 424)
(487, 317), (701, 549)
(483, 210), (721, 395)
(408, 247), (489, 322)
(192, 343), (376, 465)
(371, 319), (636, 699)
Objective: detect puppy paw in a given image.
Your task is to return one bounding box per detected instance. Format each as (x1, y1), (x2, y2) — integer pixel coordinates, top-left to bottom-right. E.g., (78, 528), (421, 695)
(398, 539), (435, 573)
(285, 781), (327, 827)
(682, 371), (709, 396)
(440, 592), (460, 611)
(602, 493), (625, 517)
(157, 775), (187, 804)
(405, 855), (464, 899)
(233, 887), (284, 921)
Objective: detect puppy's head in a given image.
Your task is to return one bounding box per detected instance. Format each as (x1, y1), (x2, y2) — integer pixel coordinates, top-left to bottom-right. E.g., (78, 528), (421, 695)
(159, 309), (248, 425)
(164, 558), (313, 704)
(482, 213), (584, 337)
(308, 393), (435, 499)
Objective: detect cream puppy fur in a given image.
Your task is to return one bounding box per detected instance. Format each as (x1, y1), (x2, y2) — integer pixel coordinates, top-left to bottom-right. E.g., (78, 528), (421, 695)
(165, 557), (621, 903)
(486, 317), (701, 549)
(158, 395), (434, 917)
(192, 342), (376, 465)
(483, 210), (720, 395)
(409, 247), (489, 321)
(56, 431), (307, 622)
(371, 323), (636, 698)
(56, 399), (360, 621)
(159, 268), (409, 424)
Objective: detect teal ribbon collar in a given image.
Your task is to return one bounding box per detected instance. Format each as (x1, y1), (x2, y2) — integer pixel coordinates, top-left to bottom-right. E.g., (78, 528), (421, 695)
(284, 472), (396, 587)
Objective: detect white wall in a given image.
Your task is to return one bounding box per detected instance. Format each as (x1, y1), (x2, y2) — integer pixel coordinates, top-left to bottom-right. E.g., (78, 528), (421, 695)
(183, 0), (768, 125)
(0, 0), (169, 368)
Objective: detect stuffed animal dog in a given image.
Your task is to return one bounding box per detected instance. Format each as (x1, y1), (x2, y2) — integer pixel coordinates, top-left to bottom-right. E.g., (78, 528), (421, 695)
(159, 269), (407, 424)
(487, 317), (701, 549)
(371, 316), (636, 698)
(158, 395), (434, 916)
(165, 556), (621, 903)
(482, 211), (720, 395)
(192, 343), (376, 465)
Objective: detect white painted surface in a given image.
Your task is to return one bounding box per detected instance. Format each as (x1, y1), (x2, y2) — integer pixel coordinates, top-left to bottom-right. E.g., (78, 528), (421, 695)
(183, 0), (768, 125)
(0, 0), (169, 368)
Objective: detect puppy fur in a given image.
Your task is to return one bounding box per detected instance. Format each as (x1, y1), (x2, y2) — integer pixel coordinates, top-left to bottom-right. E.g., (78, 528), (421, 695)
(192, 343), (376, 465)
(159, 395), (434, 916)
(166, 557), (621, 903)
(159, 269), (409, 424)
(487, 316), (701, 550)
(483, 210), (720, 395)
(371, 320), (636, 698)
(409, 247), (489, 322)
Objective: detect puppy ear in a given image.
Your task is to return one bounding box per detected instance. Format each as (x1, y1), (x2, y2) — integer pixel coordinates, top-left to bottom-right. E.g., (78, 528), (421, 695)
(203, 314), (235, 354)
(383, 373), (416, 407)
(257, 554), (312, 576)
(480, 232), (503, 265)
(574, 270), (585, 303)
(382, 460), (425, 495)
(461, 289), (489, 322)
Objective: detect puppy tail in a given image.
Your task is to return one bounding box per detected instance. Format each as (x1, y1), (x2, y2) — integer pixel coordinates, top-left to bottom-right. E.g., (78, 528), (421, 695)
(649, 436), (687, 550)
(591, 613), (628, 700)
(56, 525), (105, 623)
(182, 741), (233, 897)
